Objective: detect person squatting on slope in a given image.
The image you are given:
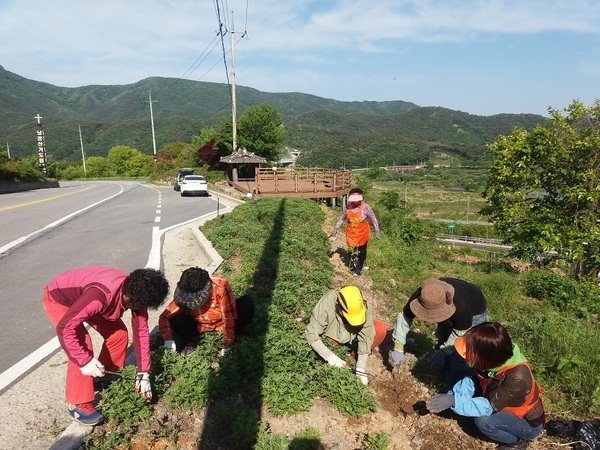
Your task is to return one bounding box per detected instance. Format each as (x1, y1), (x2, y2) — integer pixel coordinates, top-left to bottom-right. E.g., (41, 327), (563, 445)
(158, 266), (254, 356)
(305, 285), (387, 385)
(329, 187), (380, 276)
(42, 266), (170, 426)
(426, 322), (545, 450)
(389, 277), (487, 386)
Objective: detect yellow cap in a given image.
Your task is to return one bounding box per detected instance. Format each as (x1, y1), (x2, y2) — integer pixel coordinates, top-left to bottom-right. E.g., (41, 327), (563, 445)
(337, 286), (366, 326)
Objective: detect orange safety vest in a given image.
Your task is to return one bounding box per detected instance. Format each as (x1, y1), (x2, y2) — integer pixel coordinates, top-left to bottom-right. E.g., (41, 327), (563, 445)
(345, 203), (370, 247)
(479, 362), (544, 420)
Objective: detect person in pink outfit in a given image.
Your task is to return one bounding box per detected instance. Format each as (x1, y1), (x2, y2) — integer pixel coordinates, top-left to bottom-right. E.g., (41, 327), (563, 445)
(42, 266), (169, 426)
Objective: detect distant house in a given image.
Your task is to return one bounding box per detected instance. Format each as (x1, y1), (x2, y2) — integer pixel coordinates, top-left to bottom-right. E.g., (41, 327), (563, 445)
(278, 147), (301, 167)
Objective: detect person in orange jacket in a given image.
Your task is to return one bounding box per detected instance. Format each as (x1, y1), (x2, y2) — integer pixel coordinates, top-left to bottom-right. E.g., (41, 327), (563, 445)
(158, 266), (254, 355)
(330, 187), (380, 275)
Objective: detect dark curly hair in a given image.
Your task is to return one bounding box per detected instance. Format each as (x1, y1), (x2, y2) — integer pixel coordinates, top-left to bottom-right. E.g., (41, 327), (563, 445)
(122, 268), (169, 311)
(177, 266), (210, 292)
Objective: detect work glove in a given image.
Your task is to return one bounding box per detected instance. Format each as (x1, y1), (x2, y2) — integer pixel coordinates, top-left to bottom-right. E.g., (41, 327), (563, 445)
(135, 372), (152, 400)
(389, 349), (405, 367)
(328, 230), (337, 238)
(426, 393), (454, 413)
(355, 368), (368, 385)
(430, 351), (446, 372)
(163, 339), (176, 351)
(326, 354), (349, 368)
(80, 358), (105, 377)
(219, 346), (231, 357)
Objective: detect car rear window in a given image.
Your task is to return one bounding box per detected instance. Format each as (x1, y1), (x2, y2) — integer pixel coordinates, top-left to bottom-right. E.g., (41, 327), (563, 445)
(184, 176), (205, 181)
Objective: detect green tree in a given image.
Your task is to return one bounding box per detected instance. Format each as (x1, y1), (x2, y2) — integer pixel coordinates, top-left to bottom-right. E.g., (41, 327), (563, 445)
(107, 145), (140, 176)
(125, 152), (153, 177)
(191, 127), (218, 148)
(86, 156), (112, 178)
(483, 100), (600, 278)
(237, 103), (286, 162)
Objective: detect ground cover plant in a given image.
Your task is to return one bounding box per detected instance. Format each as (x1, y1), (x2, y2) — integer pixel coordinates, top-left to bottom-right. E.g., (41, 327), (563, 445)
(86, 198), (376, 449)
(85, 191), (599, 449)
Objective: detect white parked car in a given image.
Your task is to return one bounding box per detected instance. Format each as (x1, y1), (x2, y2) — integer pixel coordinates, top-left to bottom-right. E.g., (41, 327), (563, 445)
(180, 175), (209, 197)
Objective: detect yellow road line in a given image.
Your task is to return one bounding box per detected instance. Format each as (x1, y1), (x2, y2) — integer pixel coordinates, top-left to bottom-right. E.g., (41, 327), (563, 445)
(0, 185), (93, 212)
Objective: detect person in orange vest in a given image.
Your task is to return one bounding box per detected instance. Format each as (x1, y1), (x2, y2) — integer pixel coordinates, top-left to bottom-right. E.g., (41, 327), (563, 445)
(158, 267), (254, 356)
(329, 188), (380, 275)
(425, 322), (545, 450)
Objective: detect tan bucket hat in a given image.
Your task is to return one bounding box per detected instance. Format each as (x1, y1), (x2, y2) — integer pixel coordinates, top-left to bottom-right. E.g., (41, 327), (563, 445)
(409, 278), (456, 322)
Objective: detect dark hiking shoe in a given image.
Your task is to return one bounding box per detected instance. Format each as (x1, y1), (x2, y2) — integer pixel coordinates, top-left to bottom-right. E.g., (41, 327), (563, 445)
(497, 440), (528, 450)
(68, 402), (105, 426)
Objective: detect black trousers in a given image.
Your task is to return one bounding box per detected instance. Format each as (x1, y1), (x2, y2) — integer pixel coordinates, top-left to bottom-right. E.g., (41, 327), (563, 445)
(169, 294), (255, 344)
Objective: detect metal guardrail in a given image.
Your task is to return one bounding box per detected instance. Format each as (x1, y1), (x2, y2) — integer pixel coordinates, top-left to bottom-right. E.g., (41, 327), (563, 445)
(436, 234), (505, 245)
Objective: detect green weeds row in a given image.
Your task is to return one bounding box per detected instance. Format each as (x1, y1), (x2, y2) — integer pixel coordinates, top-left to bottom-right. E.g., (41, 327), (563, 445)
(87, 195), (599, 449)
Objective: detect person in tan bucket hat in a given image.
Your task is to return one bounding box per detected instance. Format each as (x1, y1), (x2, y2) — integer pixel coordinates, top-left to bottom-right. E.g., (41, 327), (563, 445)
(389, 277), (487, 386)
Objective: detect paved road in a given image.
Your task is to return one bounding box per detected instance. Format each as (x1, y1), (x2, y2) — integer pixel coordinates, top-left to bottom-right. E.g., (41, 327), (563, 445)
(0, 180), (220, 376)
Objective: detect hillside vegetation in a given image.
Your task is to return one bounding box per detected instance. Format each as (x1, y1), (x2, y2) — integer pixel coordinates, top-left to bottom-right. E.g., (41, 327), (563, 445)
(0, 65), (544, 169)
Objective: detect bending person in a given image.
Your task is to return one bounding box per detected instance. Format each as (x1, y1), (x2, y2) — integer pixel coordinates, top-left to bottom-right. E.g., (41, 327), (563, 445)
(159, 266), (254, 356)
(305, 285), (387, 385)
(42, 266), (170, 426)
(390, 277), (487, 386)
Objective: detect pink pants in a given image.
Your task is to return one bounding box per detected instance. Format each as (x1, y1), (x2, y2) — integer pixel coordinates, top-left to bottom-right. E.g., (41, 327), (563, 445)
(42, 288), (128, 404)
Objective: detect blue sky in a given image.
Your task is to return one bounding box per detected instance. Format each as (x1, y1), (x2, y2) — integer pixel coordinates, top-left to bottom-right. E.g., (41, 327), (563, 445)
(1, 0), (599, 116)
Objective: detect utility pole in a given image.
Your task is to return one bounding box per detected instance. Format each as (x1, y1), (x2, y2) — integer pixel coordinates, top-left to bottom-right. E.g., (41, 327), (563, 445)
(146, 91), (158, 162)
(78, 125), (87, 177)
(6, 143), (10, 159)
(230, 11), (237, 153)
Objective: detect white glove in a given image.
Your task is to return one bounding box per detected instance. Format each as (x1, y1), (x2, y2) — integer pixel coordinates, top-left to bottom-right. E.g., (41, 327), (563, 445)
(356, 368), (369, 385)
(135, 372), (152, 400)
(326, 354), (349, 368)
(80, 358), (105, 377)
(163, 339), (176, 351)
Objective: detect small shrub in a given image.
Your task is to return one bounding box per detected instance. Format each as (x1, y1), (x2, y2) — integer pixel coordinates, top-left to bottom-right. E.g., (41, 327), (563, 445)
(253, 421), (289, 450)
(522, 269), (600, 315)
(363, 431), (390, 450)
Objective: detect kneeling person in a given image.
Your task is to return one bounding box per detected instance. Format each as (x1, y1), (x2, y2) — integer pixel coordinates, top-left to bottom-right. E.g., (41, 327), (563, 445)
(305, 285), (387, 385)
(159, 267), (254, 355)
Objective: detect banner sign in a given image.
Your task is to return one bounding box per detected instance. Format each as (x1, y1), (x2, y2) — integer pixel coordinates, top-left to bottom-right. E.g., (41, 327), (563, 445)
(35, 114), (47, 175)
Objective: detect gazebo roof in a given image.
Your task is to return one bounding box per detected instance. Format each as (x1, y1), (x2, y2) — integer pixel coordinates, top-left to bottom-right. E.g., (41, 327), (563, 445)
(219, 147), (267, 164)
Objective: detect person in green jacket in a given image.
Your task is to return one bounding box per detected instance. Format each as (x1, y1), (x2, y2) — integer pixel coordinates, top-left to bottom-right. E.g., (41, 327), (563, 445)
(426, 322), (545, 450)
(305, 285), (387, 385)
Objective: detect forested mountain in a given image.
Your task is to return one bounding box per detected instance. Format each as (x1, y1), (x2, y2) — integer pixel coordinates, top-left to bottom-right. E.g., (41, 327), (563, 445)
(0, 65), (545, 168)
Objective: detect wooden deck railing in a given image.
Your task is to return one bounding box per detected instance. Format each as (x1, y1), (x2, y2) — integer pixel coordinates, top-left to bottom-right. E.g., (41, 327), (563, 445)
(232, 167), (353, 198)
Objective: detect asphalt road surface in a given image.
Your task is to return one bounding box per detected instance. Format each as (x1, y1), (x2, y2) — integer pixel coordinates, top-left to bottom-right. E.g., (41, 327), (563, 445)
(0, 180), (220, 377)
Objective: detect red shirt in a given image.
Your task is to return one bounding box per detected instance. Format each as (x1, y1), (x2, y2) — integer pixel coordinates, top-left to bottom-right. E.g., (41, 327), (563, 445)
(44, 266), (151, 372)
